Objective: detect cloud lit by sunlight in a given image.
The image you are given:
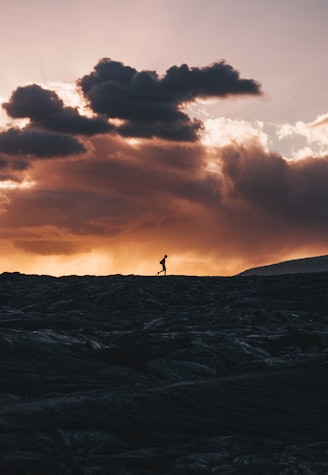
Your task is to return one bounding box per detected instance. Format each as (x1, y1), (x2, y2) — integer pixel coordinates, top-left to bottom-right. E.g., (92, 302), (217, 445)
(277, 115), (328, 158)
(0, 177), (35, 190)
(310, 113), (328, 128)
(201, 117), (269, 149)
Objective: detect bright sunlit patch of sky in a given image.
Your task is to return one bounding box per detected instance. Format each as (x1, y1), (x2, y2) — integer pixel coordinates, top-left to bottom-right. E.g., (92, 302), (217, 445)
(47, 82), (83, 109)
(277, 114), (328, 159)
(0, 177), (35, 190)
(47, 81), (93, 116)
(0, 248), (113, 277)
(201, 118), (269, 149)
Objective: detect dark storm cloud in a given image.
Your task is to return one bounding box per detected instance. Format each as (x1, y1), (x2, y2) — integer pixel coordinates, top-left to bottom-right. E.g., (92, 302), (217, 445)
(0, 127), (85, 157)
(0, 152), (33, 171)
(0, 172), (19, 182)
(0, 156), (8, 170)
(0, 59), (262, 148)
(78, 58), (262, 141)
(2, 130), (328, 272)
(0, 156), (29, 191)
(116, 117), (203, 141)
(0, 136), (219, 238)
(218, 142), (328, 234)
(161, 62), (261, 99)
(3, 84), (112, 135)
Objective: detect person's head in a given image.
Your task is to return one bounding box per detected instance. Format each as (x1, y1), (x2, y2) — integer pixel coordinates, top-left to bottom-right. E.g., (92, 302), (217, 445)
(165, 254), (167, 258)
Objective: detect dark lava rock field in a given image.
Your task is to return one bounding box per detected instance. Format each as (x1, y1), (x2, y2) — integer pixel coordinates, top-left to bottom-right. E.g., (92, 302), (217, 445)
(0, 271), (328, 474)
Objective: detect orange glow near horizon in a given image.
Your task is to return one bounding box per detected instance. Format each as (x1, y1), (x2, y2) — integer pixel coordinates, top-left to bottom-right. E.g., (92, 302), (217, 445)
(0, 240), (327, 277)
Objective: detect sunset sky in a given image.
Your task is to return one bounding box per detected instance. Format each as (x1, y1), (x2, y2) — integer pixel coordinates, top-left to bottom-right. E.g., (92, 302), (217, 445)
(0, 0), (328, 276)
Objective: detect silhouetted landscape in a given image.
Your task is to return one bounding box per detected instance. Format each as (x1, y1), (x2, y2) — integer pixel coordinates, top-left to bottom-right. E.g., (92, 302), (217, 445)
(240, 254), (328, 276)
(1, 267), (328, 474)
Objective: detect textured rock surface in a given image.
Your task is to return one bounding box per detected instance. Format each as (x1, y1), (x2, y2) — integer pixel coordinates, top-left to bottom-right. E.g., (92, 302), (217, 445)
(0, 271), (328, 474)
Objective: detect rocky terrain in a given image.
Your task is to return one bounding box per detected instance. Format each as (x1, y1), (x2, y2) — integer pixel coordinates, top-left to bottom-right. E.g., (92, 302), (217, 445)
(0, 271), (328, 474)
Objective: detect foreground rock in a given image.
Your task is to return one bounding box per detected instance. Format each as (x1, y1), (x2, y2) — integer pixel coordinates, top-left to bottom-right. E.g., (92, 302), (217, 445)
(0, 271), (328, 474)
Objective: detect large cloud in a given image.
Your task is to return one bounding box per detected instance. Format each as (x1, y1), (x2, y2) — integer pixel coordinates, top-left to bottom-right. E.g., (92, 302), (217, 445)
(225, 147), (328, 244)
(78, 58), (262, 141)
(0, 59), (263, 157)
(1, 131), (328, 275)
(277, 113), (328, 159)
(3, 84), (112, 136)
(0, 127), (85, 157)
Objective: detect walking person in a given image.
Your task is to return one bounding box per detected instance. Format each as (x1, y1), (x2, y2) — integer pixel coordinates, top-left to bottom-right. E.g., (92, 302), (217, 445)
(158, 255), (167, 275)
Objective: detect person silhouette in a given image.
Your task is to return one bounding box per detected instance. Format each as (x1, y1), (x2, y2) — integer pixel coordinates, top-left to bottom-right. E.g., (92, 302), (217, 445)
(158, 255), (167, 275)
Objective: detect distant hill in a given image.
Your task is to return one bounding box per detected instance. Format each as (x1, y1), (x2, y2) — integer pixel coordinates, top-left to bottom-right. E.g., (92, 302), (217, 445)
(239, 254), (328, 276)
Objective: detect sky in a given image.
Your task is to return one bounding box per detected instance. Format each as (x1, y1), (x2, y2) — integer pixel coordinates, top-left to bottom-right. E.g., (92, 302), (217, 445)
(0, 0), (328, 276)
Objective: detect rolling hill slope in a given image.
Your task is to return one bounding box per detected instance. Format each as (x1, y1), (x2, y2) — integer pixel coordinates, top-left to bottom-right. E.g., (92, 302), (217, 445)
(239, 254), (328, 276)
